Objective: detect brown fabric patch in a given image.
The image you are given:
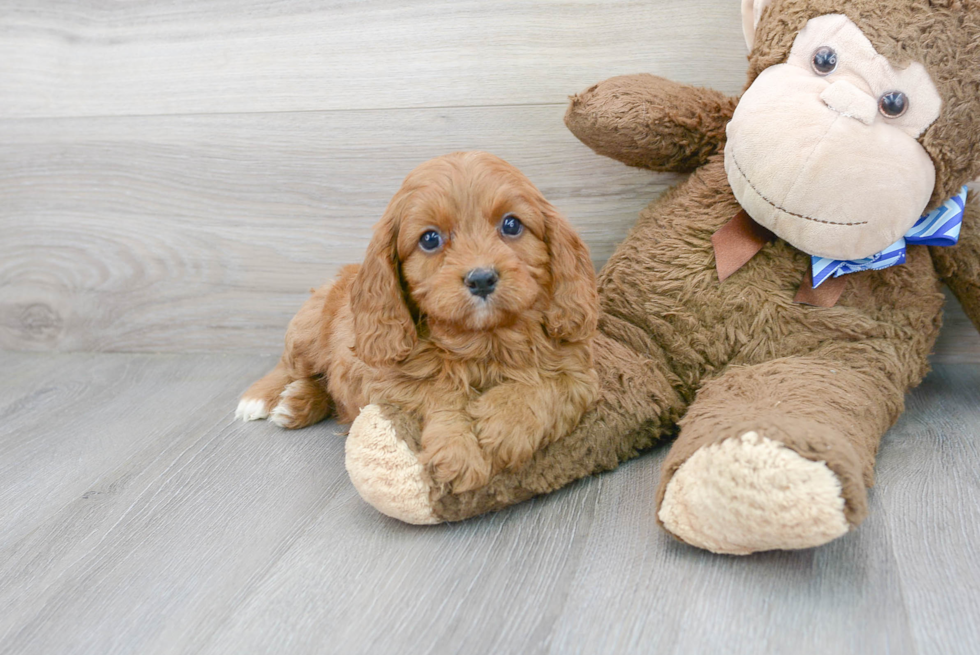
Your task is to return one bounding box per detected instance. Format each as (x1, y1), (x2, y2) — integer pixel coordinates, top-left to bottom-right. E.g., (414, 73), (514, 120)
(712, 209), (775, 282)
(794, 268), (848, 307)
(712, 210), (848, 306)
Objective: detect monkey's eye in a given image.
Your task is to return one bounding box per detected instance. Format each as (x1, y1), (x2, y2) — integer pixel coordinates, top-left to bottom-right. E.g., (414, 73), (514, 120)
(878, 91), (908, 118)
(418, 230), (444, 252)
(811, 46), (838, 75)
(500, 214), (524, 237)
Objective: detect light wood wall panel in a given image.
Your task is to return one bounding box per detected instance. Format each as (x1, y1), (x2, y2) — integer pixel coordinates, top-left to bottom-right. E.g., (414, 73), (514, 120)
(0, 106), (676, 353)
(0, 0), (748, 119)
(1, 0), (978, 360)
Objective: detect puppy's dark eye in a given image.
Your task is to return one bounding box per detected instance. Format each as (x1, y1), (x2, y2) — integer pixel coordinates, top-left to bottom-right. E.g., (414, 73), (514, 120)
(878, 91), (908, 118)
(418, 230), (443, 252)
(811, 46), (838, 75)
(500, 214), (524, 237)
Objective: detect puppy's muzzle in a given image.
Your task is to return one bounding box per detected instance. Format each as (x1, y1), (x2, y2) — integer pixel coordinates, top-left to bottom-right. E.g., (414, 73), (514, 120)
(464, 267), (499, 299)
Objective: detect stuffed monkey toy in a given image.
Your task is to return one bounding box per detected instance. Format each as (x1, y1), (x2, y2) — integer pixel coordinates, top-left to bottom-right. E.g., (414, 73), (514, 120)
(343, 0), (980, 554)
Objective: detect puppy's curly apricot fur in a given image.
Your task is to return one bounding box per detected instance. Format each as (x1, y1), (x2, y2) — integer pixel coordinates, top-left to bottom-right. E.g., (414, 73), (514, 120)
(237, 152), (599, 492)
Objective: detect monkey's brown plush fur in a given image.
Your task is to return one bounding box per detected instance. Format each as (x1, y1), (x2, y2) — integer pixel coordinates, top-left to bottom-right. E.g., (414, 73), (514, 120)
(343, 0), (980, 554)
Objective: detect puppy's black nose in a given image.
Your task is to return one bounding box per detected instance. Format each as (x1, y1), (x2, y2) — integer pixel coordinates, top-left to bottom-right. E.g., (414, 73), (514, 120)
(464, 267), (499, 298)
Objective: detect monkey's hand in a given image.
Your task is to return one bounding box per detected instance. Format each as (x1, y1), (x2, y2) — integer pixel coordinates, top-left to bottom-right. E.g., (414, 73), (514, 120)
(565, 74), (737, 173)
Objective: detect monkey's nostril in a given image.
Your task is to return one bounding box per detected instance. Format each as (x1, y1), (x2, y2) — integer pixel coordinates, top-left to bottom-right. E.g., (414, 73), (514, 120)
(464, 267), (499, 298)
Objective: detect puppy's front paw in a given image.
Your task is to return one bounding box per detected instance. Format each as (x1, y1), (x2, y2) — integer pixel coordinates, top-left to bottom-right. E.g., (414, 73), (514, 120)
(269, 379), (332, 429)
(471, 396), (545, 473)
(236, 398), (270, 422)
(475, 417), (539, 473)
(420, 436), (491, 493)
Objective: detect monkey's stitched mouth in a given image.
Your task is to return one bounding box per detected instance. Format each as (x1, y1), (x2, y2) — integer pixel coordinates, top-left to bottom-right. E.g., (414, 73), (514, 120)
(730, 152), (868, 227)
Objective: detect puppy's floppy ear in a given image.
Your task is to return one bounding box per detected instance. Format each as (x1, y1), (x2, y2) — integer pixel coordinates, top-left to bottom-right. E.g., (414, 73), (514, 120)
(542, 203), (599, 342)
(350, 201), (417, 366)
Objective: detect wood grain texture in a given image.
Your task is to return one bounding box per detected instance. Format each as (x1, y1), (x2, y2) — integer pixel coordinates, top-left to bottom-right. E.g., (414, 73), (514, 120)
(2, 0), (979, 358)
(0, 352), (978, 655)
(0, 352), (346, 653)
(2, 108), (978, 357)
(0, 107), (677, 353)
(2, 2), (979, 653)
(932, 291), (980, 364)
(0, 0), (748, 119)
(876, 364), (980, 655)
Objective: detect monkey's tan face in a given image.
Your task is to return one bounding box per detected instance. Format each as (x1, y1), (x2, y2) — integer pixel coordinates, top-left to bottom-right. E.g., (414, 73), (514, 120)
(725, 14), (943, 261)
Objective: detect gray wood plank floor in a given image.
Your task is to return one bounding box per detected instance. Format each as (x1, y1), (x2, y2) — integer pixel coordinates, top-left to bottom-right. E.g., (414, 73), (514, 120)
(1, 351), (977, 655)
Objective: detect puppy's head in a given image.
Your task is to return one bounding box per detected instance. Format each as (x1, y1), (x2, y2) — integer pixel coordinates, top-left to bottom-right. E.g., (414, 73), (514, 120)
(350, 151), (598, 366)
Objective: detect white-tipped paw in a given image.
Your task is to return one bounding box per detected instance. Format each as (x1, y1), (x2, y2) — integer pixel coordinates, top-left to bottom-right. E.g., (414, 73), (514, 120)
(658, 432), (849, 555)
(345, 405), (440, 525)
(269, 406), (292, 427)
(268, 381), (300, 428)
(269, 379), (332, 429)
(235, 398), (270, 422)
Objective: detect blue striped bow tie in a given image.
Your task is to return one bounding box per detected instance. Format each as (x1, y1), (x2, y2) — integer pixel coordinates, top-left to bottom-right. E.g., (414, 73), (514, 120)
(811, 186), (968, 288)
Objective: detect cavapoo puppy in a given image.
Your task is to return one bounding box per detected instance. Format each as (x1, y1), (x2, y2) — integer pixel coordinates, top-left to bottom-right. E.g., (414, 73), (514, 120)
(236, 151), (599, 492)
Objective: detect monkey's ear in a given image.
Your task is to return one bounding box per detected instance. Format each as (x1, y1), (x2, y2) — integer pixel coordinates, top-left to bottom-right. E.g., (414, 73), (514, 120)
(741, 0), (774, 51)
(349, 203), (417, 367)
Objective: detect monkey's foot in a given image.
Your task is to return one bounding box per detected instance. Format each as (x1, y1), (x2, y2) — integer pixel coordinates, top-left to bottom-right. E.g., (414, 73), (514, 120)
(345, 405), (441, 525)
(658, 432), (851, 555)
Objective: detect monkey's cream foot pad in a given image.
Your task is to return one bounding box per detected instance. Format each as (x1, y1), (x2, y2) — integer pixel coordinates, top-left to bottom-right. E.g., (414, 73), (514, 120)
(345, 405), (441, 525)
(658, 431), (850, 555)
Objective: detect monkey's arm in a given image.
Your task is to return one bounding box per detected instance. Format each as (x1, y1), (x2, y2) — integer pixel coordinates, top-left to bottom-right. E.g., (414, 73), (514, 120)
(564, 74), (738, 173)
(345, 329), (684, 523)
(931, 191), (980, 333)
